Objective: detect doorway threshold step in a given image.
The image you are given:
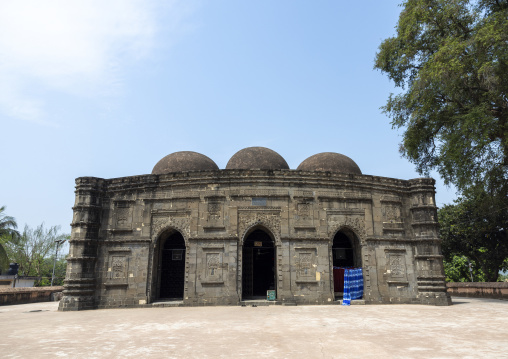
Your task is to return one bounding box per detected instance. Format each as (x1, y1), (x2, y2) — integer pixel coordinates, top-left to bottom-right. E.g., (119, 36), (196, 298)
(332, 299), (366, 305)
(152, 300), (184, 308)
(240, 300), (280, 306)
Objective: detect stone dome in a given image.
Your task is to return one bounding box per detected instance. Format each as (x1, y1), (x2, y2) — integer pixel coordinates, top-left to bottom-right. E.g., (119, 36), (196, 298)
(297, 152), (362, 175)
(152, 151), (219, 174)
(226, 147), (289, 170)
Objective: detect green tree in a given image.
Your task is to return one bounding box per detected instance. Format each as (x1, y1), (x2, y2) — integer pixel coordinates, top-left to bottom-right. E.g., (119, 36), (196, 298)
(438, 189), (508, 282)
(374, 0), (508, 192)
(443, 255), (486, 282)
(0, 206), (20, 273)
(37, 256), (67, 287)
(4, 223), (68, 278)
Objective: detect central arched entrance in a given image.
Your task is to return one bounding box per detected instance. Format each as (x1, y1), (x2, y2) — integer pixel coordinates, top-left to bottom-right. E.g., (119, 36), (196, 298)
(158, 231), (186, 299)
(332, 229), (360, 298)
(242, 229), (275, 299)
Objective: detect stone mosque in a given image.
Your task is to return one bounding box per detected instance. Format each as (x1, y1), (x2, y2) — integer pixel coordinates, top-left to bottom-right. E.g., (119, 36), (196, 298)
(59, 147), (451, 310)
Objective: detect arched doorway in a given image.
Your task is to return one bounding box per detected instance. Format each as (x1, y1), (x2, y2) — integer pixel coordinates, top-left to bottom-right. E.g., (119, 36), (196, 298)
(332, 229), (359, 298)
(159, 231), (186, 299)
(242, 229), (275, 299)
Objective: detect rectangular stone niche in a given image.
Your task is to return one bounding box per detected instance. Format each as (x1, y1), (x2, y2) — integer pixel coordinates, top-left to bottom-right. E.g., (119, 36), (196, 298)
(201, 246), (224, 284)
(105, 248), (131, 288)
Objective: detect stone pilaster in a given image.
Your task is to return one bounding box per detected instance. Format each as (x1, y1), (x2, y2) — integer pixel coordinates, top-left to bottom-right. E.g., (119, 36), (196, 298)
(59, 177), (105, 311)
(408, 178), (451, 306)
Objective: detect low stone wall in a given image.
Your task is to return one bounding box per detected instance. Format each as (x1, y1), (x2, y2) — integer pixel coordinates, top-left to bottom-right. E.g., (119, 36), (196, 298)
(0, 286), (64, 306)
(447, 282), (508, 300)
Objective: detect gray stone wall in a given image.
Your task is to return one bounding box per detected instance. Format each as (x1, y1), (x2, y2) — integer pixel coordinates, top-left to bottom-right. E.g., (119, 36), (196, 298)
(59, 170), (451, 311)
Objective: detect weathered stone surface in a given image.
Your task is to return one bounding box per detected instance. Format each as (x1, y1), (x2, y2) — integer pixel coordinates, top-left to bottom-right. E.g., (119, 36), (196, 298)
(297, 152), (362, 174)
(447, 282), (508, 300)
(0, 286), (64, 306)
(226, 147), (289, 170)
(152, 151), (219, 174)
(59, 149), (451, 311)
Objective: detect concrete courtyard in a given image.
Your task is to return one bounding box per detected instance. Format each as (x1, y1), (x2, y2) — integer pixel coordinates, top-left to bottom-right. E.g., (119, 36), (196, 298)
(0, 297), (507, 359)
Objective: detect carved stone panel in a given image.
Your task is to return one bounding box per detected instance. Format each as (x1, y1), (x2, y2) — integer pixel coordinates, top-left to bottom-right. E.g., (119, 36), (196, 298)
(111, 256), (127, 279)
(114, 201), (133, 229)
(106, 251), (130, 286)
(204, 199), (225, 230)
(201, 246), (225, 283)
(294, 201), (315, 234)
(389, 254), (405, 279)
(297, 202), (311, 218)
(383, 249), (408, 282)
(206, 253), (222, 280)
(298, 253), (313, 277)
(412, 208), (436, 223)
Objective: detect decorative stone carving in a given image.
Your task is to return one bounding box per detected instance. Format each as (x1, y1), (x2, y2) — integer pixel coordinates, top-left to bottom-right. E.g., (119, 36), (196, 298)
(297, 203), (311, 218)
(238, 208), (281, 242)
(151, 215), (190, 239)
(298, 253), (313, 277)
(207, 253), (221, 277)
(328, 216), (367, 241)
(109, 255), (128, 279)
(383, 205), (401, 222)
(390, 255), (404, 277)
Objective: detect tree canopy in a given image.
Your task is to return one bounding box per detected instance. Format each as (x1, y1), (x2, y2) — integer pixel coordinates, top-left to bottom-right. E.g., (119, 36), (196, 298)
(438, 188), (508, 281)
(3, 223), (68, 278)
(0, 206), (20, 273)
(374, 0), (508, 192)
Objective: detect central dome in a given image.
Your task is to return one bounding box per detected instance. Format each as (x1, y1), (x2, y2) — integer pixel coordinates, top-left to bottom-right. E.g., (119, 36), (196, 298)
(152, 151), (219, 174)
(226, 147), (289, 170)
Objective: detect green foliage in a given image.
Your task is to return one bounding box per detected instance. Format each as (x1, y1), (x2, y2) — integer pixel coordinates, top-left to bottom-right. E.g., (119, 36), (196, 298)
(499, 270), (508, 282)
(3, 223), (68, 279)
(443, 255), (486, 282)
(374, 0), (508, 192)
(438, 188), (508, 282)
(36, 257), (67, 287)
(0, 206), (20, 273)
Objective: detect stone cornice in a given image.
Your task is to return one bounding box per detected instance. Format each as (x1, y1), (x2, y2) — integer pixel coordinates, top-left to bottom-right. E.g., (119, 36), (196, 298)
(77, 170), (430, 197)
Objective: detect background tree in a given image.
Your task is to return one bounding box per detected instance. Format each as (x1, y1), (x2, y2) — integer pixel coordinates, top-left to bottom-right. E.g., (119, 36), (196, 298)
(375, 0), (508, 281)
(0, 206), (20, 273)
(374, 0), (507, 192)
(4, 223), (68, 281)
(438, 188), (508, 281)
(443, 255), (486, 282)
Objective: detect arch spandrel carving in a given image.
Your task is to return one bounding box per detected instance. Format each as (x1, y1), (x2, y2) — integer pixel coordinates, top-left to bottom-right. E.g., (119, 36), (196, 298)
(238, 210), (281, 244)
(328, 216), (367, 244)
(241, 221), (280, 244)
(151, 216), (190, 246)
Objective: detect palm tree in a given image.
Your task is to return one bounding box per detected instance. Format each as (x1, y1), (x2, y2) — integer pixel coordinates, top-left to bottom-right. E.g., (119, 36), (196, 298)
(0, 206), (20, 273)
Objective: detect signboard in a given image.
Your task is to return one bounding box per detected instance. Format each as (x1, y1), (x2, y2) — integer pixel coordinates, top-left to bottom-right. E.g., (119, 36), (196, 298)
(267, 290), (276, 301)
(254, 241), (263, 247)
(172, 250), (183, 260)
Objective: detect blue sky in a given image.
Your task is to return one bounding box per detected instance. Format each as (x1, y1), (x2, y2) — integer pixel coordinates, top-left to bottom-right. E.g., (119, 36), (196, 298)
(1, 0), (458, 234)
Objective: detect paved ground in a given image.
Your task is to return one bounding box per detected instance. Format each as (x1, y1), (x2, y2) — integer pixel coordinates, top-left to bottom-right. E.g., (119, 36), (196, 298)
(0, 297), (507, 359)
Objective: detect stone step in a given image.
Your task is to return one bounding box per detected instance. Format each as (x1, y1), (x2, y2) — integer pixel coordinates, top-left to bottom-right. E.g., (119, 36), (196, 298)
(152, 300), (184, 307)
(240, 300), (279, 306)
(331, 299), (366, 305)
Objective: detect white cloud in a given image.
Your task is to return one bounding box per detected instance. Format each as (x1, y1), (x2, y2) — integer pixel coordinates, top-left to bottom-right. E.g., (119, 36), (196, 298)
(0, 0), (187, 124)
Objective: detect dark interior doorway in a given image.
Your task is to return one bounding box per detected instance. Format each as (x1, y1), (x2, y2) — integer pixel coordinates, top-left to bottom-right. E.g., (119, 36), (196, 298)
(159, 231), (186, 299)
(242, 229), (275, 299)
(332, 231), (354, 268)
(332, 231), (355, 295)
